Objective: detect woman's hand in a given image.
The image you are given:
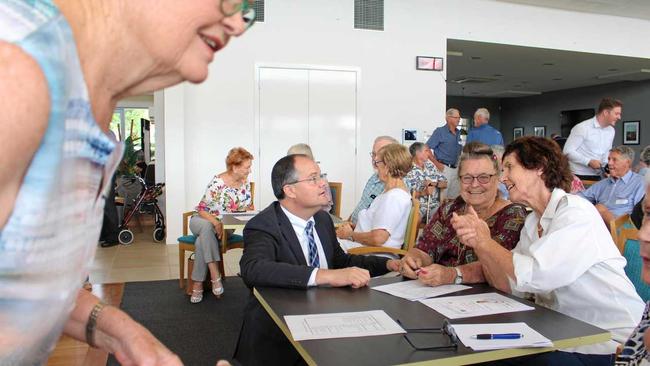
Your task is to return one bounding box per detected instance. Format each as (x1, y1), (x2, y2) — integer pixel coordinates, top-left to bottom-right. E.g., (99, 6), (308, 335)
(416, 264), (455, 287)
(450, 206), (491, 249)
(211, 219), (223, 240)
(398, 254), (422, 279)
(336, 223), (354, 239)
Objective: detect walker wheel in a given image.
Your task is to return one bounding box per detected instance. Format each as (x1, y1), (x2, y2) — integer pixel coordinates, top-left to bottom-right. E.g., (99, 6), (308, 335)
(118, 229), (134, 245)
(153, 227), (166, 243)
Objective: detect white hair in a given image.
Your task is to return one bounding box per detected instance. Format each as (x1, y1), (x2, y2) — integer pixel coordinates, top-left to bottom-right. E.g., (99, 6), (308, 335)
(446, 108), (460, 117)
(474, 108), (490, 120)
(374, 135), (399, 145)
(287, 143), (314, 160)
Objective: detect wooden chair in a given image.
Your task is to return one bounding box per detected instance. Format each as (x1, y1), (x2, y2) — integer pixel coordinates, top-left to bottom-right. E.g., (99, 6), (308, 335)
(328, 181), (342, 218)
(347, 198), (420, 257)
(178, 182), (255, 288)
(610, 214), (631, 251)
(581, 179), (598, 188)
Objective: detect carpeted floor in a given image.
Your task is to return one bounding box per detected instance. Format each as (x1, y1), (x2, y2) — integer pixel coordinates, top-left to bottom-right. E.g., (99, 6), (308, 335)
(107, 277), (249, 366)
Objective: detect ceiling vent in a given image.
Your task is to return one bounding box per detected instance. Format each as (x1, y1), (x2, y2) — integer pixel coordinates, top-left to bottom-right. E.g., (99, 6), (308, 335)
(354, 0), (384, 31)
(253, 0), (265, 22)
(450, 76), (498, 84)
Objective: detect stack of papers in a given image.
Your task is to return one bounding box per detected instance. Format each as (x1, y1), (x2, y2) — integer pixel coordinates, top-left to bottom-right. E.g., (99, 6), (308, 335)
(419, 292), (534, 319)
(450, 322), (553, 350)
(284, 310), (405, 341)
(372, 280), (471, 301)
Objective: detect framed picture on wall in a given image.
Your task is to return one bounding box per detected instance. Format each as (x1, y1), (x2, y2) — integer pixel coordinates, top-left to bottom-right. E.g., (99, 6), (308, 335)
(623, 121), (640, 145)
(534, 126), (546, 137)
(513, 127), (524, 139)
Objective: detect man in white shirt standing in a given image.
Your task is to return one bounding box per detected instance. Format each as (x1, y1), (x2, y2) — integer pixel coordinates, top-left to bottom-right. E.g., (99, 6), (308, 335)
(564, 98), (623, 181)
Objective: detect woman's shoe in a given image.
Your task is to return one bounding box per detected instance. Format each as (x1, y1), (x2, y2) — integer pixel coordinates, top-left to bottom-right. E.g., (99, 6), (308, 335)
(211, 277), (224, 298)
(190, 289), (203, 303)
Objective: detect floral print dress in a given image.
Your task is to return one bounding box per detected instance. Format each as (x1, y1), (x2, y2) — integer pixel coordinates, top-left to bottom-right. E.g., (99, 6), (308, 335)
(195, 176), (252, 219)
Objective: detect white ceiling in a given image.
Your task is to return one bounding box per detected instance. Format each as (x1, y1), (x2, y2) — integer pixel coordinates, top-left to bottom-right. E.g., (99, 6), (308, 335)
(446, 39), (650, 98)
(495, 0), (650, 21)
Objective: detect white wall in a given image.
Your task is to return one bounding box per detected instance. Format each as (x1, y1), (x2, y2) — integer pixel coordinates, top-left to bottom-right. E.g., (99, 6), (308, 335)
(161, 0), (650, 243)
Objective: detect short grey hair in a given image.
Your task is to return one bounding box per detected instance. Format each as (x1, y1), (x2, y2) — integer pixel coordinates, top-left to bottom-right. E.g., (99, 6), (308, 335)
(287, 143), (314, 160)
(490, 144), (505, 157)
(374, 135), (399, 145)
(641, 146), (650, 165)
(446, 108), (460, 117)
(474, 108), (490, 120)
(610, 145), (635, 162)
(408, 142), (426, 158)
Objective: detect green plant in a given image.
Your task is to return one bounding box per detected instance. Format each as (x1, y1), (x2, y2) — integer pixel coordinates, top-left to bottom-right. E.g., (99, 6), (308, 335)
(117, 135), (141, 176)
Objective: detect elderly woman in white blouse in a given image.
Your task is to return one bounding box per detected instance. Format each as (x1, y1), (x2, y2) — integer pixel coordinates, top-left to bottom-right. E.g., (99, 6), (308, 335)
(452, 136), (644, 366)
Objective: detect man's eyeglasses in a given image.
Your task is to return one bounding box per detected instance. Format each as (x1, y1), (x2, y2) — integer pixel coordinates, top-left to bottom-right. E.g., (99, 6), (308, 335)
(460, 173), (497, 185)
(285, 174), (327, 186)
(221, 0), (256, 29)
(397, 319), (458, 351)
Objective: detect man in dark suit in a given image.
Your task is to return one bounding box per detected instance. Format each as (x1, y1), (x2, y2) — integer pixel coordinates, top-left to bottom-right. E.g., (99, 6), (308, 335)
(234, 154), (400, 366)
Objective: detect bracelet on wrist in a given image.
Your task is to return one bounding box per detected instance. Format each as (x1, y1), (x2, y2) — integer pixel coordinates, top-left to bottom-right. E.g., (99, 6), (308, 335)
(86, 301), (106, 348)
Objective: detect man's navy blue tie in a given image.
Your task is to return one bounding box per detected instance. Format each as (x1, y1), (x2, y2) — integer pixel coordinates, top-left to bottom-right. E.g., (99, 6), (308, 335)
(305, 221), (320, 268)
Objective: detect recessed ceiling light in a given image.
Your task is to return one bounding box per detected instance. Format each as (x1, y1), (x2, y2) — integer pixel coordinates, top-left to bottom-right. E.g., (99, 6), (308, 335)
(543, 63), (555, 66)
(552, 78), (563, 81)
(608, 68), (619, 72)
(471, 56), (482, 60)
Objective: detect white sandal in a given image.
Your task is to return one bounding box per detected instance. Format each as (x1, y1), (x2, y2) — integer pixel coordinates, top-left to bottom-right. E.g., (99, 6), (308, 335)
(190, 289), (203, 303)
(211, 277), (224, 298)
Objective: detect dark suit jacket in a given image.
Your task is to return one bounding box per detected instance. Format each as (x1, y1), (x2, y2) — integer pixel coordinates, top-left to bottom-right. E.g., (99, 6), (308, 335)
(233, 202), (389, 366)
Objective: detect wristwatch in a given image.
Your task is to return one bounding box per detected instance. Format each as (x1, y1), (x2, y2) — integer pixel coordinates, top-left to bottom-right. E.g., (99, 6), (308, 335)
(453, 267), (463, 285)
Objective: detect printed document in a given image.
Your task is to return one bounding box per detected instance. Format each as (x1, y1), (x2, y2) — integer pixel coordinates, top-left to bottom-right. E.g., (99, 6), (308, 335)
(419, 292), (534, 319)
(450, 322), (553, 350)
(372, 280), (471, 301)
(284, 310), (405, 341)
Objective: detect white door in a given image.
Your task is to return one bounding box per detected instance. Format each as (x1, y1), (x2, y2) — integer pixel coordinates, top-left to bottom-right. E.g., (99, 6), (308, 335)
(308, 70), (357, 218)
(258, 67), (309, 207)
(257, 66), (358, 215)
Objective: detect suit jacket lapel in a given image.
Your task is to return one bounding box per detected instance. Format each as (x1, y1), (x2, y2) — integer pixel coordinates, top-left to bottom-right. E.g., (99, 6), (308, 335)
(274, 203), (308, 266)
(314, 214), (333, 264)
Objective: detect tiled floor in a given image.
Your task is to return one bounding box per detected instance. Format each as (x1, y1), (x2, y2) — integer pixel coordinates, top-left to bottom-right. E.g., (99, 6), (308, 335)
(90, 228), (243, 284)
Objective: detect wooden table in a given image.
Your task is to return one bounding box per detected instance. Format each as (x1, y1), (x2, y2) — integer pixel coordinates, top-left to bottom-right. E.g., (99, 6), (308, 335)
(254, 277), (610, 366)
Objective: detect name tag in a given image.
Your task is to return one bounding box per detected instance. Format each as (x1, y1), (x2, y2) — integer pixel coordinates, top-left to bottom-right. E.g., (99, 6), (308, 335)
(615, 199), (629, 205)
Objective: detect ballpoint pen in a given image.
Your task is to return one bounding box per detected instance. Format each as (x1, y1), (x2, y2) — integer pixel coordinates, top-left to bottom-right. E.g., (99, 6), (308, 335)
(472, 333), (523, 340)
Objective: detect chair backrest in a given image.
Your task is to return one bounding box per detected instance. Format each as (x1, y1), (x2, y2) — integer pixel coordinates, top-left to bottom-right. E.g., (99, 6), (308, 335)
(581, 179), (598, 188)
(182, 211), (193, 236)
(610, 214), (632, 252)
(620, 228), (650, 302)
(328, 181), (343, 218)
(403, 198), (421, 251)
(250, 181), (255, 202)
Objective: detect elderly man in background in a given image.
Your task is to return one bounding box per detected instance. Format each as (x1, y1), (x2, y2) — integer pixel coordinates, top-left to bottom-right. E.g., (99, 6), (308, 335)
(564, 98), (622, 181)
(350, 136), (401, 224)
(466, 108), (504, 146)
(426, 108), (463, 198)
(579, 145), (644, 226)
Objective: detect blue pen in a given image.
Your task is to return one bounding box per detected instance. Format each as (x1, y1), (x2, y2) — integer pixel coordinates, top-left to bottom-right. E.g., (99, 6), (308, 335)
(473, 333), (523, 340)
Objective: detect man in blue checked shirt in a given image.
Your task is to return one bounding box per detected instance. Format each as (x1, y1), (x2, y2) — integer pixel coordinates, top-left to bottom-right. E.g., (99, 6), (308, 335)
(579, 146), (645, 226)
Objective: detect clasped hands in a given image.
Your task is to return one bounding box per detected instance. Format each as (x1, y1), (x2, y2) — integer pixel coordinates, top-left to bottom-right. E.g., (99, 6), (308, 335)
(335, 222), (355, 239)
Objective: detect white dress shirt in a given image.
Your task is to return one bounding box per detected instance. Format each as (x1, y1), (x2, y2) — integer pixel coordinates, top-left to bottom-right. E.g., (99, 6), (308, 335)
(511, 188), (644, 355)
(563, 117), (615, 176)
(280, 205), (329, 287)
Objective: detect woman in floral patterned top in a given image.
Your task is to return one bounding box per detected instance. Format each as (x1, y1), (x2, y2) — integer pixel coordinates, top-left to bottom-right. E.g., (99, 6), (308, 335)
(189, 147), (254, 303)
(397, 142), (527, 287)
(405, 142), (447, 223)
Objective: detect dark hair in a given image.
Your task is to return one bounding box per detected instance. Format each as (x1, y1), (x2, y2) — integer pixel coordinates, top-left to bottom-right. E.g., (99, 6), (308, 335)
(503, 136), (572, 192)
(408, 142), (426, 158)
(271, 154), (306, 200)
(597, 97), (623, 114)
(458, 142), (499, 175)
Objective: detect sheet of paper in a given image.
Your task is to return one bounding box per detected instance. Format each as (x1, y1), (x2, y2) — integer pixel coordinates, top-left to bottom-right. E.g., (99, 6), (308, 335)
(372, 280), (471, 301)
(450, 322), (553, 350)
(233, 215), (254, 221)
(222, 210), (258, 216)
(284, 310), (405, 341)
(419, 292), (534, 319)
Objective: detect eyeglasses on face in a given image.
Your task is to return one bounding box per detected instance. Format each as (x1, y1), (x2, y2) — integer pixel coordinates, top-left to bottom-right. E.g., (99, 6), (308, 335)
(285, 173), (327, 186)
(459, 173), (497, 185)
(373, 160), (385, 166)
(220, 0), (257, 29)
(396, 319), (458, 351)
